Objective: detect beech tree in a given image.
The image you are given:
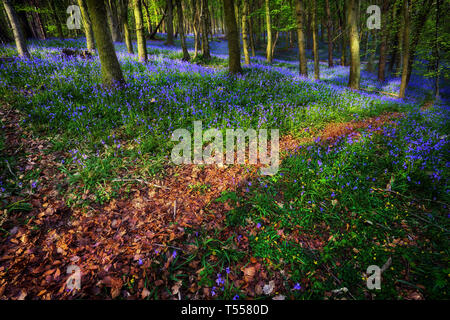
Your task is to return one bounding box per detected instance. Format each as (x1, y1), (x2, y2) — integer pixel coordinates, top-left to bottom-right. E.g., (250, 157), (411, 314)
(347, 0), (360, 90)
(2, 0), (30, 58)
(77, 0), (95, 53)
(134, 0), (147, 62)
(223, 0), (242, 73)
(86, 0), (125, 87)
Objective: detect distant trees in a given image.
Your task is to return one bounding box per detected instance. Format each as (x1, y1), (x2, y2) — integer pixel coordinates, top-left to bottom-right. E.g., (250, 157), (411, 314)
(86, 0), (125, 87)
(2, 0), (30, 58)
(0, 0), (445, 100)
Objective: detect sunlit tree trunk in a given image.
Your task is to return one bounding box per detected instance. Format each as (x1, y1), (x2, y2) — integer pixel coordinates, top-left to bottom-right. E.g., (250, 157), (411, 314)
(265, 0), (272, 63)
(2, 0), (30, 58)
(325, 0), (333, 67)
(223, 0), (242, 73)
(176, 0), (190, 60)
(312, 0), (319, 80)
(78, 0), (95, 52)
(242, 0), (250, 65)
(347, 0), (360, 90)
(133, 0), (147, 62)
(295, 0), (307, 77)
(399, 0), (410, 98)
(86, 0), (125, 87)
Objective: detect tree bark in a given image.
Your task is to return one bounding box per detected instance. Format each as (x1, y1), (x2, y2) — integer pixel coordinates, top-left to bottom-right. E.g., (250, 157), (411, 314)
(377, 0), (390, 82)
(86, 0), (125, 87)
(223, 0), (242, 74)
(133, 0), (147, 61)
(242, 0), (250, 65)
(399, 0), (410, 98)
(325, 0), (333, 67)
(176, 0), (190, 60)
(265, 0), (272, 63)
(106, 0), (121, 42)
(2, 0), (30, 58)
(119, 0), (133, 54)
(200, 0), (211, 59)
(312, 0), (319, 80)
(77, 0), (95, 52)
(347, 0), (360, 90)
(295, 0), (307, 77)
(165, 0), (174, 45)
(48, 0), (63, 38)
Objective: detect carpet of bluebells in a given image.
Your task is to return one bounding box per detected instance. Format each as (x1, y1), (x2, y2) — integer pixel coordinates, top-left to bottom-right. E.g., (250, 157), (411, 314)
(0, 36), (449, 299)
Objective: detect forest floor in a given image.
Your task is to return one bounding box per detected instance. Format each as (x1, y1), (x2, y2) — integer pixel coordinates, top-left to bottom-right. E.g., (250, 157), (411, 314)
(0, 37), (448, 300)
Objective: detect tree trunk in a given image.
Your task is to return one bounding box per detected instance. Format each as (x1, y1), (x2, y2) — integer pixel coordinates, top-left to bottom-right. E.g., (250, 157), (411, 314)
(312, 0), (319, 80)
(265, 0), (272, 63)
(242, 0), (250, 65)
(165, 0), (174, 45)
(133, 0), (147, 61)
(200, 0), (211, 59)
(48, 0), (63, 38)
(377, 0), (389, 82)
(399, 0), (410, 98)
(325, 0), (333, 67)
(191, 0), (200, 58)
(176, 0), (190, 60)
(77, 0), (95, 52)
(119, 0), (133, 54)
(106, 0), (121, 42)
(223, 0), (242, 74)
(434, 0), (440, 100)
(347, 0), (360, 90)
(86, 0), (125, 87)
(295, 0), (307, 77)
(2, 0), (29, 58)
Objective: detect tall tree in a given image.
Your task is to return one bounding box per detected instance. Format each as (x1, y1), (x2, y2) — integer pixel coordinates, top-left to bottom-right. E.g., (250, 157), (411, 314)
(265, 0), (272, 63)
(77, 0), (95, 52)
(191, 0), (200, 58)
(399, 0), (410, 98)
(312, 0), (319, 80)
(48, 0), (63, 38)
(86, 0), (125, 87)
(242, 0), (250, 65)
(325, 0), (333, 67)
(295, 0), (307, 77)
(165, 0), (174, 45)
(223, 0), (242, 73)
(119, 0), (133, 54)
(377, 0), (390, 82)
(347, 0), (360, 90)
(176, 0), (190, 60)
(134, 0), (147, 62)
(200, 0), (211, 59)
(2, 0), (30, 58)
(106, 0), (122, 42)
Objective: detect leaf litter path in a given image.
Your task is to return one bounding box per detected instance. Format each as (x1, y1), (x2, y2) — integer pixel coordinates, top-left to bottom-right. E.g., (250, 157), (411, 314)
(0, 103), (402, 300)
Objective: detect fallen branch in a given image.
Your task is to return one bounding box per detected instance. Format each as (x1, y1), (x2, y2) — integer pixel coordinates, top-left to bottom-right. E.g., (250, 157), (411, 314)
(111, 178), (169, 190)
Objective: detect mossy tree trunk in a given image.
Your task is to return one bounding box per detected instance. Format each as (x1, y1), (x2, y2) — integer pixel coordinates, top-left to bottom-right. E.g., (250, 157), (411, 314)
(133, 0), (147, 62)
(86, 0), (125, 87)
(347, 0), (360, 90)
(295, 0), (307, 77)
(106, 0), (121, 42)
(176, 0), (190, 60)
(242, 0), (250, 65)
(2, 0), (30, 58)
(223, 0), (242, 74)
(77, 0), (95, 52)
(312, 0), (319, 80)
